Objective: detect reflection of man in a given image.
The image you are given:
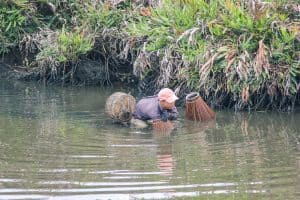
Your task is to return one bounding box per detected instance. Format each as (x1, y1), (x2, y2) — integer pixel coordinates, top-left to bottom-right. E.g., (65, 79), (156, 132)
(157, 154), (174, 177)
(154, 132), (175, 177)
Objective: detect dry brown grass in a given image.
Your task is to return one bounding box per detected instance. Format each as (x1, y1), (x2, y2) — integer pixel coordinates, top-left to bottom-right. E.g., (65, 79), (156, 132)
(254, 40), (270, 77)
(152, 120), (174, 134)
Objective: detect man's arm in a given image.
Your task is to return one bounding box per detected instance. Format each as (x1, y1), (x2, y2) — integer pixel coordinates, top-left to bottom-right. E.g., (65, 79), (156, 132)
(168, 107), (179, 120)
(161, 107), (179, 121)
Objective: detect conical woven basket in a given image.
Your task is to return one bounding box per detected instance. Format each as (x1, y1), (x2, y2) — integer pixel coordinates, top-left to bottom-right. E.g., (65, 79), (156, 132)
(185, 92), (216, 121)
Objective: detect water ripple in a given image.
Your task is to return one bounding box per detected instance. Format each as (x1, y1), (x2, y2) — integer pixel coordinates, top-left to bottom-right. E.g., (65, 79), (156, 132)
(0, 181), (264, 194)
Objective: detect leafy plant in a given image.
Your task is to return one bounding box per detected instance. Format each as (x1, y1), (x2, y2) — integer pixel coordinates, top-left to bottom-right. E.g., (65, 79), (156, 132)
(36, 27), (93, 64)
(0, 5), (26, 53)
(85, 4), (125, 31)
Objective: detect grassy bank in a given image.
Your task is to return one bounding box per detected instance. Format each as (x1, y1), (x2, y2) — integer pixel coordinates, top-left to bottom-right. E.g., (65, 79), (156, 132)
(0, 0), (299, 110)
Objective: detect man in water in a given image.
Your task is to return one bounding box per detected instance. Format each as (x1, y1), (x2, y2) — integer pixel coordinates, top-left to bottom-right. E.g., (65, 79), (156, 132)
(131, 88), (179, 128)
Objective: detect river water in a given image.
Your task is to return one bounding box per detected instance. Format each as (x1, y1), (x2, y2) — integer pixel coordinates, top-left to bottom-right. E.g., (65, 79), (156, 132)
(0, 80), (299, 200)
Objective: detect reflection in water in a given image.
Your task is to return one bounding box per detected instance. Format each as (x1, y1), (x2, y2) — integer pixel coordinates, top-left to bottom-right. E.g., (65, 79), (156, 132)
(157, 154), (174, 177)
(154, 130), (175, 177)
(0, 80), (299, 199)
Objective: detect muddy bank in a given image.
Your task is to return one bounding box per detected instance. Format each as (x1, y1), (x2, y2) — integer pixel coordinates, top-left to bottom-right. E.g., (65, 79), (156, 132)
(2, 51), (299, 111)
(1, 53), (137, 87)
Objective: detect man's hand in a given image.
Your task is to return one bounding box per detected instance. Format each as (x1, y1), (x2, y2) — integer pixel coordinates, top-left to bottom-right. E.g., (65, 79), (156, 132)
(161, 110), (169, 122)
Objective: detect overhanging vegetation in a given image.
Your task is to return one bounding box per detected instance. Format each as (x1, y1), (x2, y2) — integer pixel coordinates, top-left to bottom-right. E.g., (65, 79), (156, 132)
(0, 0), (299, 110)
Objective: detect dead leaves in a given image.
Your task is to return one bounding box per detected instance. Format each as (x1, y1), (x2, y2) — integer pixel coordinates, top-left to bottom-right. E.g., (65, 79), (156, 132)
(254, 40), (270, 77)
(241, 86), (249, 103)
(140, 7), (151, 17)
(199, 46), (227, 86)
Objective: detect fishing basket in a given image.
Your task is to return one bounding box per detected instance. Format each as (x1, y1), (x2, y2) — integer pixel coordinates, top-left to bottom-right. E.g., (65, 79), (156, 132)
(185, 92), (216, 121)
(105, 92), (136, 123)
(152, 120), (174, 134)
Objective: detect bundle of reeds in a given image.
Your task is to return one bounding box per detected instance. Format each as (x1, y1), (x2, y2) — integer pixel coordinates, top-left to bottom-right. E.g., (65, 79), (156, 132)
(152, 120), (174, 134)
(185, 92), (216, 121)
(105, 92), (136, 123)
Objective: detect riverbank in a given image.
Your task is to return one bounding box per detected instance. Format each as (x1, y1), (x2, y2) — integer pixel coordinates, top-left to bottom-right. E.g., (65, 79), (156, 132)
(0, 0), (299, 110)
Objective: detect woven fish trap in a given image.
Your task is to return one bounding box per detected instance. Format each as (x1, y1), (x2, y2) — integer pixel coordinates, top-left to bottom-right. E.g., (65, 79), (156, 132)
(105, 92), (136, 123)
(185, 92), (216, 121)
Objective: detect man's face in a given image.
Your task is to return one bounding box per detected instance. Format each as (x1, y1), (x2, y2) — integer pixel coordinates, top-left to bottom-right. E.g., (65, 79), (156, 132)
(160, 100), (175, 110)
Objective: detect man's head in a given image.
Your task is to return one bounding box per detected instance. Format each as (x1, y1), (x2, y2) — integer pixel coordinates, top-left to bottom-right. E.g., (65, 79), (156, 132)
(158, 88), (178, 109)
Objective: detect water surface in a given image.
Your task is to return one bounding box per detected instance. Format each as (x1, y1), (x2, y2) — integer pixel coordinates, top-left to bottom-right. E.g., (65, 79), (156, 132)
(0, 80), (299, 200)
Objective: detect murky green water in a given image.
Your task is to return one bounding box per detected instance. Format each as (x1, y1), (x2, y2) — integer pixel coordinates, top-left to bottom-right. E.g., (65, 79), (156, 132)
(0, 80), (299, 200)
